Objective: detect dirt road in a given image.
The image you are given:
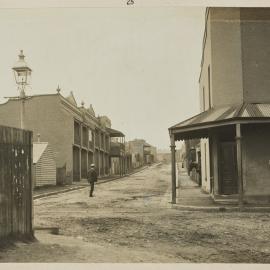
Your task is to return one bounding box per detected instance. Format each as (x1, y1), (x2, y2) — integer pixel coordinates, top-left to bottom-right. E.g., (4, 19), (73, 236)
(0, 163), (270, 263)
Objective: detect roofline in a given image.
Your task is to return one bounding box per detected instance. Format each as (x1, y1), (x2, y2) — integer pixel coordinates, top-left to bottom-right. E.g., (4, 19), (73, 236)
(199, 7), (210, 83)
(169, 117), (270, 134)
(59, 95), (100, 126)
(0, 90), (115, 133)
(79, 107), (99, 123)
(106, 127), (125, 137)
(168, 103), (255, 130)
(0, 93), (59, 106)
(169, 107), (209, 130)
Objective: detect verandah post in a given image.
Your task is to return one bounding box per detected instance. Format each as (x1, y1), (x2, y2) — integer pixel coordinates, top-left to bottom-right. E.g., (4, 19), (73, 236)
(236, 123), (244, 209)
(170, 133), (176, 204)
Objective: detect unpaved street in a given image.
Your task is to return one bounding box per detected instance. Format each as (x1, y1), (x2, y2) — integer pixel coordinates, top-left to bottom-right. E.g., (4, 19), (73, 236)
(0, 164), (270, 263)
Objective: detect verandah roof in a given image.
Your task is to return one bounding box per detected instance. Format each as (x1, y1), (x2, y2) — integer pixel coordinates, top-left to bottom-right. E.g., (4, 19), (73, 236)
(169, 103), (270, 141)
(106, 127), (125, 137)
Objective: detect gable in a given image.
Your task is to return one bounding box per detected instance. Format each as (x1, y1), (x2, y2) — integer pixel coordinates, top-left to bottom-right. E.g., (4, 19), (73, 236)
(87, 104), (95, 117)
(65, 91), (77, 106)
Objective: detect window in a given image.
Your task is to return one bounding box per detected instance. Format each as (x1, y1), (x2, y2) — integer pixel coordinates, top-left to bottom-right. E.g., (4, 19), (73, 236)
(74, 121), (81, 145)
(202, 87), (206, 111)
(88, 130), (92, 142)
(208, 65), (212, 109)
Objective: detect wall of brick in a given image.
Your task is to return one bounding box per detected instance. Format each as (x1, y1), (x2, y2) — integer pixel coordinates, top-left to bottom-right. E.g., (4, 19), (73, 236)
(0, 99), (21, 128)
(127, 139), (145, 165)
(210, 8), (244, 107)
(0, 94), (74, 182)
(242, 124), (270, 198)
(241, 8), (270, 103)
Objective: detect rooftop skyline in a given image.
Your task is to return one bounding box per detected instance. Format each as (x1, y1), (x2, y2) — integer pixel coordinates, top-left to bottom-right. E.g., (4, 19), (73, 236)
(0, 7), (205, 149)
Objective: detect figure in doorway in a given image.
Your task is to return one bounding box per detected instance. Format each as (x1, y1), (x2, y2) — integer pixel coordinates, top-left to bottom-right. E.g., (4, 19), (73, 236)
(87, 164), (98, 197)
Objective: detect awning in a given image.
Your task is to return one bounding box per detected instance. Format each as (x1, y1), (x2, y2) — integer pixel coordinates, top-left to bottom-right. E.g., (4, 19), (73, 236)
(143, 142), (151, 147)
(106, 127), (125, 137)
(169, 103), (270, 141)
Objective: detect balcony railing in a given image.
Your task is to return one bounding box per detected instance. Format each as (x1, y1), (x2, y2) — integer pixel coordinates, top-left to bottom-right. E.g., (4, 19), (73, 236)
(74, 121), (81, 145)
(82, 129), (88, 148)
(95, 133), (100, 148)
(110, 142), (125, 157)
(89, 141), (94, 150)
(144, 150), (151, 155)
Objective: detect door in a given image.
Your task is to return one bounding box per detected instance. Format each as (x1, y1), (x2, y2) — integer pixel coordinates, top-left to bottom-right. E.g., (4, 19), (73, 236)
(220, 142), (238, 194)
(73, 146), (80, 181)
(81, 150), (87, 179)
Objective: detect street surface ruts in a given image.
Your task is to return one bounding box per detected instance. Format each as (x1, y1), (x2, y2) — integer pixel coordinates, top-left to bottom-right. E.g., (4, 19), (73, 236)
(0, 163), (270, 262)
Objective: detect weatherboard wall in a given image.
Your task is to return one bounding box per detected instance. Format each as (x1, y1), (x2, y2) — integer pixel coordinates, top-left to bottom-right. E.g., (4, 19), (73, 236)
(33, 144), (56, 188)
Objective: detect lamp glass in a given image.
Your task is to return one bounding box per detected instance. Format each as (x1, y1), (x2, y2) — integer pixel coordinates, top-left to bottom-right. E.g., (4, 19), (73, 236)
(13, 68), (31, 85)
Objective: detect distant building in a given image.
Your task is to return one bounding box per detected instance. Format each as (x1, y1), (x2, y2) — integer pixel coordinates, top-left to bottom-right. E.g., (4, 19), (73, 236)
(150, 146), (157, 163)
(157, 152), (171, 164)
(126, 139), (145, 168)
(127, 139), (157, 167)
(143, 143), (153, 164)
(107, 127), (131, 176)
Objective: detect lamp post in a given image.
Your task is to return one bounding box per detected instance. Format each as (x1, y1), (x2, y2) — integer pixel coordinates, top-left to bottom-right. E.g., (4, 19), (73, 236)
(12, 50), (32, 129)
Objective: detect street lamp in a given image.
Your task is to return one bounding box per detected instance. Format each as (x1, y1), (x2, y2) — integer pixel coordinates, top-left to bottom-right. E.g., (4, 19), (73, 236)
(12, 50), (32, 98)
(12, 50), (32, 129)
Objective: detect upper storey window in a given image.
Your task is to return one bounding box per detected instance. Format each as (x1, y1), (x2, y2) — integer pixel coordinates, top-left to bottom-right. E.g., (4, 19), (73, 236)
(208, 65), (212, 109)
(202, 87), (206, 111)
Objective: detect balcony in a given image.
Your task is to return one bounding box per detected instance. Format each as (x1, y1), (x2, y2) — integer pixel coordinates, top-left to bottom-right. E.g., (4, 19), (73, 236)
(110, 142), (125, 157)
(89, 141), (94, 150)
(100, 134), (105, 150)
(82, 127), (88, 148)
(144, 150), (151, 155)
(94, 132), (100, 148)
(88, 130), (94, 150)
(74, 121), (81, 146)
(143, 147), (151, 155)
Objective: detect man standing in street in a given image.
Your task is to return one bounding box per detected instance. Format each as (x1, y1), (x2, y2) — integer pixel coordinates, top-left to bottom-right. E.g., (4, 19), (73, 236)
(87, 164), (98, 197)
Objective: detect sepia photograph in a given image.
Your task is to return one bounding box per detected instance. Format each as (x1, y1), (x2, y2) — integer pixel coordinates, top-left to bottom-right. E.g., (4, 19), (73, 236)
(0, 0), (270, 266)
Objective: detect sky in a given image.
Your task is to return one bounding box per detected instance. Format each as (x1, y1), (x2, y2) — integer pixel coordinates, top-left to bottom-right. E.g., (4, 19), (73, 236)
(0, 6), (205, 150)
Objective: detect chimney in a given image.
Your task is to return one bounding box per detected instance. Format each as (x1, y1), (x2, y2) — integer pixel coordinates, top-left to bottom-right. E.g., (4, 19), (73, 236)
(37, 133), (41, 142)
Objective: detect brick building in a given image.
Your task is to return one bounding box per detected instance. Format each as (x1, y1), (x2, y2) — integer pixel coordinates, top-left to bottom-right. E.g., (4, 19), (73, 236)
(126, 139), (157, 168)
(108, 127), (126, 176)
(0, 89), (112, 184)
(169, 8), (270, 205)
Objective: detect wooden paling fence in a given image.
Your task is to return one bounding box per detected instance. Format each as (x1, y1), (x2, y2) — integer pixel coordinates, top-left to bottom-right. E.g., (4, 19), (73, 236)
(0, 125), (33, 240)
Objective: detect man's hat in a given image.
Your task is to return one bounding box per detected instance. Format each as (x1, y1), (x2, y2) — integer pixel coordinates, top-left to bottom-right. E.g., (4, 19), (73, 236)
(90, 164), (95, 167)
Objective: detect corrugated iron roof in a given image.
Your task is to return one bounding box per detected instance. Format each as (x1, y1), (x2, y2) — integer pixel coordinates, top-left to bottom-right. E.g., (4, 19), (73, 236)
(106, 127), (125, 137)
(170, 103), (270, 131)
(144, 142), (151, 147)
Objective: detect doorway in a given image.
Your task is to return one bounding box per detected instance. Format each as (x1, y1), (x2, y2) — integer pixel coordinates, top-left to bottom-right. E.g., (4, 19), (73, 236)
(73, 146), (80, 182)
(219, 142), (238, 195)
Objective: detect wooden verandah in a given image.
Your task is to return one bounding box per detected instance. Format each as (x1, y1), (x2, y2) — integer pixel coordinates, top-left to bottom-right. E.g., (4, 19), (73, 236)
(169, 116), (270, 209)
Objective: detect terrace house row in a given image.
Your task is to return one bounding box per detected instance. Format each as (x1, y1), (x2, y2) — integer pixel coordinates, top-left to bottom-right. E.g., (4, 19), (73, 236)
(0, 89), (123, 184)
